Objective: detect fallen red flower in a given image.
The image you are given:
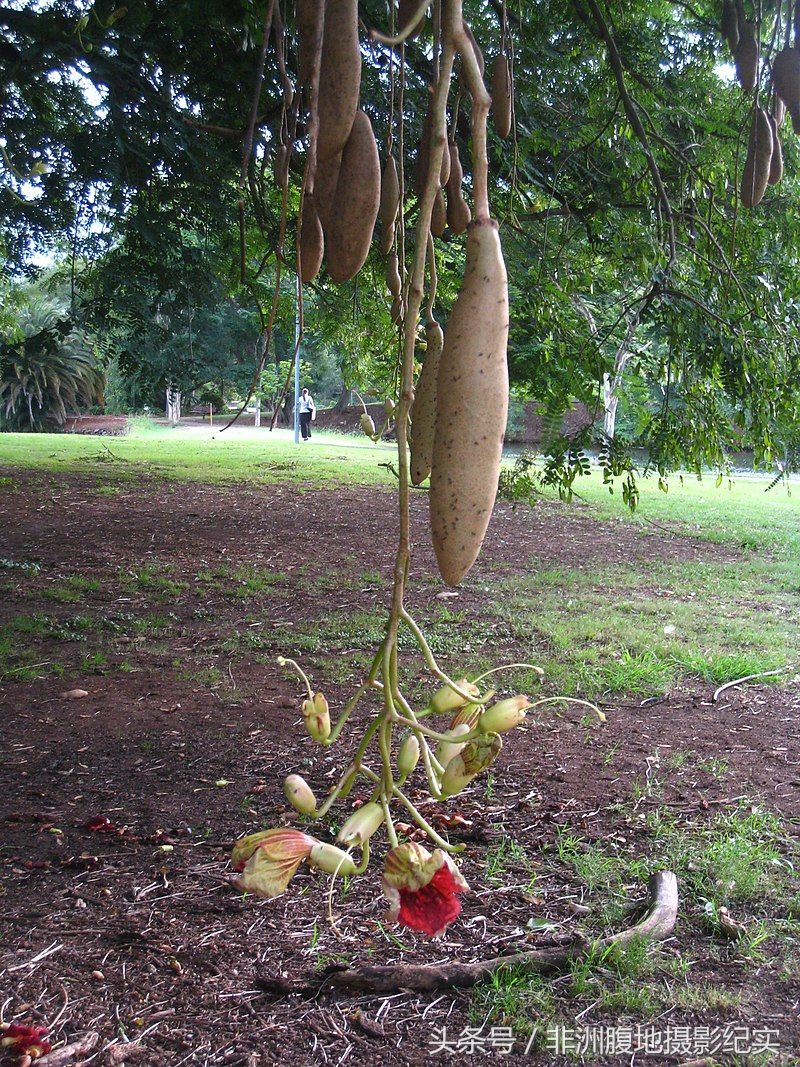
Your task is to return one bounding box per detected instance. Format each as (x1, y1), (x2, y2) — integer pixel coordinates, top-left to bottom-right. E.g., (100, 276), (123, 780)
(1, 1022), (52, 1059)
(84, 816), (116, 833)
(382, 842), (468, 938)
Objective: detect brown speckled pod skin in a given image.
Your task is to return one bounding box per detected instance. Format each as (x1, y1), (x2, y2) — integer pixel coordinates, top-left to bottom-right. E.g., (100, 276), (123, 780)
(430, 219), (509, 586)
(296, 0), (324, 90)
(431, 188), (447, 237)
(327, 111), (381, 282)
(379, 156), (400, 254)
(740, 107), (772, 208)
(772, 47), (800, 132)
(299, 197), (324, 283)
(767, 113), (783, 185)
(409, 319), (444, 486)
(491, 55), (512, 139)
(314, 152), (341, 232)
(734, 21), (758, 93)
(317, 0), (361, 163)
(445, 142), (471, 234)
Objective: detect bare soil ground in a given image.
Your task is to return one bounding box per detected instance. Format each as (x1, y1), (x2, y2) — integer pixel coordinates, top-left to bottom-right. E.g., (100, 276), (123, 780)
(1, 470), (798, 1066)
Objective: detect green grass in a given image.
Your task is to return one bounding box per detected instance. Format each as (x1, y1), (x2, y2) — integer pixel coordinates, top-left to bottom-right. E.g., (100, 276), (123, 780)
(0, 423), (397, 488)
(473, 801), (799, 1038)
(195, 563), (285, 597)
(487, 558), (798, 698)
(2, 423), (798, 555)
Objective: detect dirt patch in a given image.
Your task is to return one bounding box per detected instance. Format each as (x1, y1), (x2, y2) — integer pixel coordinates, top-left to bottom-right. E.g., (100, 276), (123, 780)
(0, 471), (797, 1066)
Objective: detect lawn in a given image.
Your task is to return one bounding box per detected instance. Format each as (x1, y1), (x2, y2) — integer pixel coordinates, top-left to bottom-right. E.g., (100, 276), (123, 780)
(1, 423), (798, 1062)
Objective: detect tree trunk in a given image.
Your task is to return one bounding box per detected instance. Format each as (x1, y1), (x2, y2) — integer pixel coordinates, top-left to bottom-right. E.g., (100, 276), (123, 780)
(165, 386), (181, 425)
(335, 385), (354, 412)
(602, 311), (640, 441)
(254, 396), (261, 428)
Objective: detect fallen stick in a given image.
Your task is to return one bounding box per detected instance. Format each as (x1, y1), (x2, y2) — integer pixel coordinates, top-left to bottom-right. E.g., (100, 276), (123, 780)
(712, 666), (792, 702)
(257, 871), (678, 996)
(36, 1033), (99, 1066)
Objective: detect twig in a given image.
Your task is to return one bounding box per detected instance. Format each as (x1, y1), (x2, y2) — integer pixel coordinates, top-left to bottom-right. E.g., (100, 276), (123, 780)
(713, 666), (793, 702)
(257, 871), (678, 994)
(37, 1033), (99, 1066)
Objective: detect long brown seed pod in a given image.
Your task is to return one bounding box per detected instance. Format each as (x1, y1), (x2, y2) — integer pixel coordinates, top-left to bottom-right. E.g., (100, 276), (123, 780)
(767, 113), (783, 185)
(490, 54), (512, 138)
(317, 0), (361, 162)
(445, 141), (471, 233)
(327, 111), (381, 282)
(734, 20), (758, 92)
(740, 106), (773, 208)
(772, 46), (800, 131)
(429, 220), (509, 585)
(299, 197), (325, 282)
(409, 318), (443, 485)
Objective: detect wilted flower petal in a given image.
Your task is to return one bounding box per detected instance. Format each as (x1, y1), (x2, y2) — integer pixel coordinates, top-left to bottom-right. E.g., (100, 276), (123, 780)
(231, 827), (315, 872)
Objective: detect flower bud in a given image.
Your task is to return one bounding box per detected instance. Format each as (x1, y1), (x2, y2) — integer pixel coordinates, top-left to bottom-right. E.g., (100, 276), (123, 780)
(309, 841), (357, 876)
(336, 801), (384, 847)
(397, 734), (420, 778)
(479, 695), (530, 734)
(435, 722), (471, 769)
(449, 704), (482, 731)
(430, 678), (480, 715)
(302, 691), (330, 743)
(283, 774), (317, 815)
(440, 733), (503, 797)
(360, 413), (376, 437)
(384, 397), (396, 416)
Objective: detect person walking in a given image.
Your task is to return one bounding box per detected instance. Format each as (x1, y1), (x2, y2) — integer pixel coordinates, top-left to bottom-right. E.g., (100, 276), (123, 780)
(298, 387), (316, 441)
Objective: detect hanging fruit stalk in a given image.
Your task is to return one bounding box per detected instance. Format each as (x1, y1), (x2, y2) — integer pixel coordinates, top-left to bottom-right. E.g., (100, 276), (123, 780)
(231, 0), (593, 943)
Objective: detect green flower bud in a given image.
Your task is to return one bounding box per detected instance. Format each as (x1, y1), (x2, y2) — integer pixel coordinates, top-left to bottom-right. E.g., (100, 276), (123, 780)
(479, 695), (530, 734)
(397, 734), (420, 778)
(435, 722), (471, 769)
(430, 678), (480, 715)
(309, 841), (357, 876)
(360, 413), (376, 437)
(440, 733), (503, 797)
(283, 774), (317, 815)
(302, 691), (330, 743)
(449, 704), (482, 731)
(336, 801), (385, 846)
(384, 397), (396, 416)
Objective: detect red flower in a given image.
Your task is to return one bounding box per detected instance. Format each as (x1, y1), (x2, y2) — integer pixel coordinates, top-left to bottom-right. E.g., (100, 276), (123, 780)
(84, 816), (115, 832)
(382, 842), (468, 938)
(1, 1022), (52, 1058)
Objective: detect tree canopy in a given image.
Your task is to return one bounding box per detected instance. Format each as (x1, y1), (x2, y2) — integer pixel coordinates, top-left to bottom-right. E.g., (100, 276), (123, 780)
(2, 0), (799, 477)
